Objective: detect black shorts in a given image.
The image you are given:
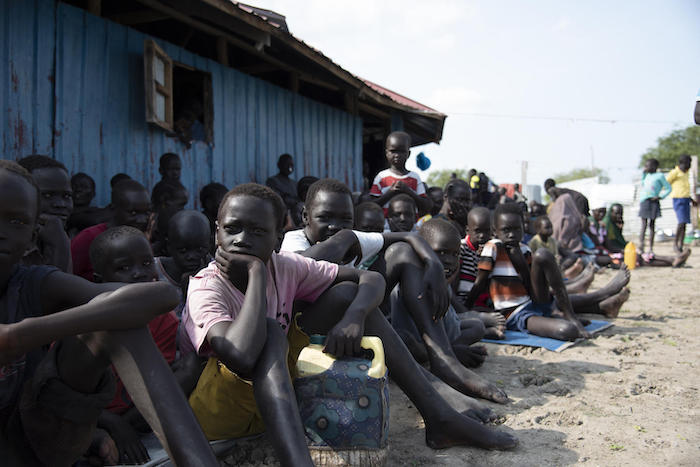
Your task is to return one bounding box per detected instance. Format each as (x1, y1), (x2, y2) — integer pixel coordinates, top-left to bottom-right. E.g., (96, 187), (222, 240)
(639, 198), (661, 220)
(2, 342), (114, 467)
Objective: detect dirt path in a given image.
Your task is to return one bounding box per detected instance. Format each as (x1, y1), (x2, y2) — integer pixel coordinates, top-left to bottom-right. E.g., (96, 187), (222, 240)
(387, 243), (700, 466)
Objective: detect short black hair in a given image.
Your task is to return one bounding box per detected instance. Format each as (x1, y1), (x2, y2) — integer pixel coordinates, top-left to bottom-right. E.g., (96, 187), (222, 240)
(219, 183), (286, 230)
(0, 160), (41, 217)
(388, 193), (416, 211)
(199, 182), (228, 206)
(17, 154), (67, 173)
(467, 206), (490, 226)
(277, 153), (293, 165)
(160, 152), (180, 167)
(543, 178), (556, 190)
(90, 225), (148, 275)
(679, 154), (691, 165)
(533, 215), (551, 231)
(355, 201), (384, 218)
(71, 172), (95, 189)
(427, 186), (443, 196)
(168, 209), (210, 239)
(645, 158), (659, 169)
(418, 217), (460, 245)
(494, 202), (524, 224)
(112, 179), (148, 207)
(444, 178), (470, 199)
(297, 176), (319, 201)
(152, 181), (188, 207)
(110, 173), (131, 188)
(386, 131), (411, 147)
(305, 178), (352, 212)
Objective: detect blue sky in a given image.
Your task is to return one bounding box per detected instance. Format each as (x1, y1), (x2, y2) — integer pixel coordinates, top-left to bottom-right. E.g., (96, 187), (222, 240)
(253, 0), (700, 186)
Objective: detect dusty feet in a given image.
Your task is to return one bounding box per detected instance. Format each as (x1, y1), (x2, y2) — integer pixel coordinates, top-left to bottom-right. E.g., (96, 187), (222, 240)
(599, 287), (631, 318)
(475, 311), (506, 339)
(563, 258), (584, 279)
(565, 265), (595, 294)
(428, 353), (509, 403)
(425, 411), (518, 450)
(453, 344), (488, 368)
(423, 369), (497, 422)
(672, 248), (691, 268)
(598, 264), (631, 297)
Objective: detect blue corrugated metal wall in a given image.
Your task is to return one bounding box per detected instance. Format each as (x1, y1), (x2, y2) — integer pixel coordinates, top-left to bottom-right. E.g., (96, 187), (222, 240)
(0, 0), (363, 206)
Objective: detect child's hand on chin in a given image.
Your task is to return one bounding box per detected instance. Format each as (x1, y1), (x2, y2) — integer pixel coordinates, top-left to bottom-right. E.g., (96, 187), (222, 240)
(215, 248), (264, 278)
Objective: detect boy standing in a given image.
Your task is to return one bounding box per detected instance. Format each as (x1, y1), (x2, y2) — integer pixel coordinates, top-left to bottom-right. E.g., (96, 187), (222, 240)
(638, 158), (671, 255)
(370, 131), (432, 216)
(666, 154), (696, 252)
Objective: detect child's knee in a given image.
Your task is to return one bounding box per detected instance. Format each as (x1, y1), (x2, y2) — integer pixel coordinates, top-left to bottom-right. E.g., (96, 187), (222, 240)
(384, 241), (420, 266)
(326, 281), (359, 308)
(533, 248), (556, 266)
(555, 321), (580, 341)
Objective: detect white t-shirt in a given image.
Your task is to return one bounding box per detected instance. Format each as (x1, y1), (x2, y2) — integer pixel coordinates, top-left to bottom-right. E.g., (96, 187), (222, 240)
(280, 229), (385, 268)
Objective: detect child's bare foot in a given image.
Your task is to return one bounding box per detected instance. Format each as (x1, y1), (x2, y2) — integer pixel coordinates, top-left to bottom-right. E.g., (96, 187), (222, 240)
(88, 428), (119, 465)
(425, 411), (518, 450)
(566, 265), (595, 293)
(599, 287), (630, 318)
(476, 311), (506, 330)
(453, 344), (487, 368)
(597, 264), (631, 297)
(425, 373), (497, 422)
(672, 248), (691, 268)
(564, 258), (584, 279)
(429, 353), (509, 404)
(483, 326), (506, 339)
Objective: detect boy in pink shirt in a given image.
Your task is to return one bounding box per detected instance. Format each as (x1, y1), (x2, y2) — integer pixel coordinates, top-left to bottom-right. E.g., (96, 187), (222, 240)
(183, 184), (517, 467)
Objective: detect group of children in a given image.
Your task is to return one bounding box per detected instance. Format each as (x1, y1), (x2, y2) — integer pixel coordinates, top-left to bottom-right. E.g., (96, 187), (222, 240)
(1, 133), (694, 466)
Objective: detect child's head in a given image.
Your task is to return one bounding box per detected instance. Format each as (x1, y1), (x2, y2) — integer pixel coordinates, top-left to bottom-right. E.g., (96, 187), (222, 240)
(678, 154), (691, 172)
(199, 182), (228, 220)
(0, 161), (40, 272)
(533, 215), (553, 239)
(387, 194), (417, 232)
(427, 186), (444, 215)
(643, 158), (659, 174)
(418, 218), (461, 281)
(354, 201), (385, 233)
(217, 183), (285, 263)
(167, 210), (211, 274)
(493, 202), (524, 247)
(154, 183), (188, 234)
(592, 207), (607, 222)
(385, 131), (411, 171)
(467, 206), (492, 246)
(609, 203), (624, 224)
(90, 226), (157, 283)
(277, 153), (294, 176)
(17, 155), (73, 226)
(303, 178), (353, 244)
(110, 173), (131, 189)
(112, 179), (152, 232)
(543, 178), (556, 193)
(297, 176), (319, 202)
(71, 172), (96, 208)
(159, 153), (182, 183)
(443, 178), (471, 226)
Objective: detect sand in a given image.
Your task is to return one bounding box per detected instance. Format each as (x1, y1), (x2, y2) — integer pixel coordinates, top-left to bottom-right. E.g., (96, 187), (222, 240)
(386, 243), (699, 466)
(221, 243), (699, 466)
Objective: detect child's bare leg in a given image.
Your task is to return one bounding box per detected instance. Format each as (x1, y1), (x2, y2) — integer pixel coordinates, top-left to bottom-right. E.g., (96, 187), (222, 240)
(63, 328), (218, 466)
(525, 315), (580, 341)
(597, 287), (631, 318)
(251, 319), (314, 467)
(675, 223), (686, 252)
(567, 265), (630, 305)
(383, 243), (507, 403)
(299, 283), (517, 449)
(639, 218), (648, 252)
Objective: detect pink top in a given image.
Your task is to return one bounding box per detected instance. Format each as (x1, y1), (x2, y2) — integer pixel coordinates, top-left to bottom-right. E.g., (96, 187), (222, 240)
(181, 251), (339, 356)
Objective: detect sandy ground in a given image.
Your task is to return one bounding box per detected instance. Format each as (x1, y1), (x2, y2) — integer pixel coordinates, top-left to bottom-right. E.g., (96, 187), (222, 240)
(386, 243), (699, 466)
(221, 242), (699, 466)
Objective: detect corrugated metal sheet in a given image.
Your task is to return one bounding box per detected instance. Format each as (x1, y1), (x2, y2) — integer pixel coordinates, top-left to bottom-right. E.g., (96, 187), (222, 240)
(0, 0), (363, 207)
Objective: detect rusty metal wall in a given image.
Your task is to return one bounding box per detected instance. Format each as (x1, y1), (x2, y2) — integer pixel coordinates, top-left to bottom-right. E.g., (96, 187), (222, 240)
(0, 0), (363, 207)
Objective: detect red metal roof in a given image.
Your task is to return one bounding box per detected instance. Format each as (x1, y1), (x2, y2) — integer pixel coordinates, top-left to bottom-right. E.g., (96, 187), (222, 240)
(361, 79), (444, 115)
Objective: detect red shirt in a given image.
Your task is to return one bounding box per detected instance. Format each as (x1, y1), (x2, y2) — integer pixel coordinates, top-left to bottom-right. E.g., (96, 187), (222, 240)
(70, 223), (108, 281)
(106, 311), (179, 415)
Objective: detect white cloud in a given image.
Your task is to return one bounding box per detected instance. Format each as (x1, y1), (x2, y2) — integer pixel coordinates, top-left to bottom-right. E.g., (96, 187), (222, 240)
(424, 86), (488, 113)
(552, 16), (571, 32)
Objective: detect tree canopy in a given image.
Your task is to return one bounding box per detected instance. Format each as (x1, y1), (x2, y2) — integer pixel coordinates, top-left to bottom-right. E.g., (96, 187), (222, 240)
(551, 167), (610, 184)
(425, 168), (470, 188)
(639, 125), (700, 169)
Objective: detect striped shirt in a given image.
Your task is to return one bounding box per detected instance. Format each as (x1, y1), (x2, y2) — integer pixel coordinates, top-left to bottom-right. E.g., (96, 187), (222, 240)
(478, 239), (532, 312)
(457, 235), (479, 298)
(370, 169), (426, 215)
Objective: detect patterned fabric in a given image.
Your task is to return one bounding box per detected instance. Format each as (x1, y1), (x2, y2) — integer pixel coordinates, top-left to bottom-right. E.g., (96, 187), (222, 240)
(369, 169), (426, 215)
(478, 239), (532, 313)
(294, 358), (389, 450)
(456, 235), (479, 300)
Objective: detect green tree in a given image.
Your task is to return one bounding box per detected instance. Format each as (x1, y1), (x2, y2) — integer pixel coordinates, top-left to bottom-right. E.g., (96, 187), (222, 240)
(425, 168), (469, 188)
(639, 125), (700, 169)
(552, 167), (610, 184)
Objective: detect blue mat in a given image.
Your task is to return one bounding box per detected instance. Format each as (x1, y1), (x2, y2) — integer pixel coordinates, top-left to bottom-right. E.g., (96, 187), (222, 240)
(482, 320), (613, 352)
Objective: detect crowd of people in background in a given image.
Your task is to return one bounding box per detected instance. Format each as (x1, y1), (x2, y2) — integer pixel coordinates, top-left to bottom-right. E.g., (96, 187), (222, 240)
(2, 132), (696, 466)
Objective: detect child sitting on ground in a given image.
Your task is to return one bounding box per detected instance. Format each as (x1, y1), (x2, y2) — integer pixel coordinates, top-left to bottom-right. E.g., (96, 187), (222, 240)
(154, 210), (212, 318)
(370, 131), (432, 216)
(466, 203), (591, 340)
(182, 183), (517, 464)
(0, 160), (216, 466)
(528, 215), (584, 278)
(282, 179), (507, 404)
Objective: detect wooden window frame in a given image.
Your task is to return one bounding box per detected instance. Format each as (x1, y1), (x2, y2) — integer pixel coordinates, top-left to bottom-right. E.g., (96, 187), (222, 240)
(144, 39), (174, 131)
